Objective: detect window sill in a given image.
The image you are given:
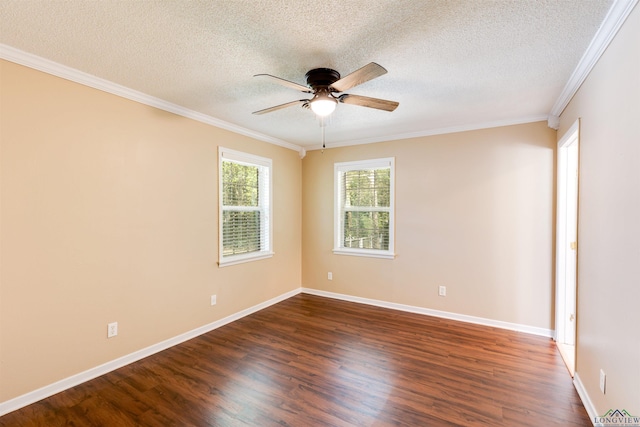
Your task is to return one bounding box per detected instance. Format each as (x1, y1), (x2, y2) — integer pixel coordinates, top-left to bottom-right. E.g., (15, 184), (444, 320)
(332, 248), (396, 260)
(218, 252), (274, 267)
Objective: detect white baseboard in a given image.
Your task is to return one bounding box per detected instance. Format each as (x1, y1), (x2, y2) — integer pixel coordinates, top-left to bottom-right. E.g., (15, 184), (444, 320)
(301, 288), (554, 338)
(574, 372), (597, 426)
(1, 286), (556, 417)
(0, 288), (300, 417)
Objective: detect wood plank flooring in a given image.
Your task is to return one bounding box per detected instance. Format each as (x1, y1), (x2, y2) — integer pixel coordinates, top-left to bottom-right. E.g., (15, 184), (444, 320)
(0, 294), (591, 426)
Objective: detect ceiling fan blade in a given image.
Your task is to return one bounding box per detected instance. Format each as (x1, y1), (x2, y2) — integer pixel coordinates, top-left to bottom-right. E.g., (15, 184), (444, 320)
(252, 99), (308, 115)
(330, 62), (387, 92)
(338, 94), (399, 112)
(254, 74), (311, 92)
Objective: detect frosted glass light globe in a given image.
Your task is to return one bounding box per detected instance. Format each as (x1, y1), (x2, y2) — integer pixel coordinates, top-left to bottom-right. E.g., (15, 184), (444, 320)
(310, 92), (337, 116)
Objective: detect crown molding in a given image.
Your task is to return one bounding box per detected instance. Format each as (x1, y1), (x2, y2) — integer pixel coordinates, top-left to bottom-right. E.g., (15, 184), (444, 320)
(306, 114), (549, 151)
(549, 0), (639, 117)
(0, 44), (303, 153)
(4, 0), (635, 155)
(547, 114), (560, 130)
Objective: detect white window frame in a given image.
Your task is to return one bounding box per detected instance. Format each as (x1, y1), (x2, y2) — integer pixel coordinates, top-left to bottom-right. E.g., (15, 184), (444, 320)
(218, 147), (273, 267)
(334, 157), (395, 259)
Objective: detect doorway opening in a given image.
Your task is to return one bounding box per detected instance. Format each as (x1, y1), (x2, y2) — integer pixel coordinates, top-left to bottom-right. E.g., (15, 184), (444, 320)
(555, 119), (580, 376)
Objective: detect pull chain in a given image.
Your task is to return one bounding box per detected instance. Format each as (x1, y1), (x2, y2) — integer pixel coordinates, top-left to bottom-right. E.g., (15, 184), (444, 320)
(318, 115), (330, 153)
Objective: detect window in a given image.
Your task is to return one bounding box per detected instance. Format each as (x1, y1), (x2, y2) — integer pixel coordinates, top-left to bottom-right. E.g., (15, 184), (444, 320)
(334, 157), (395, 259)
(219, 147), (272, 266)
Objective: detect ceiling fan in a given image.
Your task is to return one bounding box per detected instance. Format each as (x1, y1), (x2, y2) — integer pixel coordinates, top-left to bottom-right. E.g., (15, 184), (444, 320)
(252, 62), (399, 117)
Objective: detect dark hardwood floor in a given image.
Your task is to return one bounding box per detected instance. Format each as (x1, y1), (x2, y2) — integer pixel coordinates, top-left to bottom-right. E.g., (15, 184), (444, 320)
(0, 294), (591, 426)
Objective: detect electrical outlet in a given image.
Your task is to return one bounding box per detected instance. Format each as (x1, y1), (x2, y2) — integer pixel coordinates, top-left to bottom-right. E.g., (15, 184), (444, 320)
(211, 295), (217, 306)
(107, 322), (118, 338)
(439, 286), (447, 297)
(328, 272), (333, 280)
(600, 369), (606, 394)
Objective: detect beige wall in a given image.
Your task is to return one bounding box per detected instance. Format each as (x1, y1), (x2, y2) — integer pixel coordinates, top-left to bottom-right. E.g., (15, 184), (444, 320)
(0, 60), (301, 402)
(6, 8), (636, 409)
(302, 122), (557, 330)
(558, 5), (640, 415)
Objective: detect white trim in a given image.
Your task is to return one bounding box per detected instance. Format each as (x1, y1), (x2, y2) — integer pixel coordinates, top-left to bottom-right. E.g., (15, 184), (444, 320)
(549, 0), (639, 117)
(574, 372), (598, 426)
(219, 147), (272, 167)
(301, 288), (554, 338)
(0, 286), (559, 416)
(0, 44), (303, 153)
(3, 0), (636, 155)
(218, 147), (273, 266)
(334, 157), (395, 259)
(0, 43), (546, 154)
(0, 288), (300, 417)
(332, 248), (396, 259)
(218, 251), (274, 267)
(558, 119), (581, 149)
(307, 115), (549, 151)
(555, 119), (580, 349)
(304, 0), (639, 151)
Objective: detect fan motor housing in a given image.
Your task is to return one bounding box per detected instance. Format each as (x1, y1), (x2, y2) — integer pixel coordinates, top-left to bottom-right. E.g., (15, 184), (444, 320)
(305, 68), (340, 89)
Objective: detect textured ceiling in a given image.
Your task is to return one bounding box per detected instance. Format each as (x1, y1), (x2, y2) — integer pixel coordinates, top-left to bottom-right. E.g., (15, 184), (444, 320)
(0, 0), (615, 149)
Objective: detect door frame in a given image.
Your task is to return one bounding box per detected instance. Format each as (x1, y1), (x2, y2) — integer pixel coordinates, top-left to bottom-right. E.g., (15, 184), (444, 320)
(555, 119), (580, 369)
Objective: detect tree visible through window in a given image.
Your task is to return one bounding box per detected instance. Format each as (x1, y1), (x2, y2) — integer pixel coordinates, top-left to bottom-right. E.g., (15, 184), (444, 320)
(343, 168), (390, 250)
(222, 161), (260, 255)
(219, 148), (272, 266)
(335, 158), (395, 259)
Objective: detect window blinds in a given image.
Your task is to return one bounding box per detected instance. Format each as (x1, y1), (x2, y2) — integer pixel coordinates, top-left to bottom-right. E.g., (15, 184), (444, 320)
(219, 148), (272, 266)
(335, 158), (394, 258)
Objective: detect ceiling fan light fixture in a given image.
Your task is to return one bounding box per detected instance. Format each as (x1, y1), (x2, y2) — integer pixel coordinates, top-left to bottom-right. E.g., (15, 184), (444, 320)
(253, 63), (398, 117)
(310, 90), (337, 116)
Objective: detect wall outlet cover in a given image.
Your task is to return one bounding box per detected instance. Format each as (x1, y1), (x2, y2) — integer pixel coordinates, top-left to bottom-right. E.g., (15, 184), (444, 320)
(107, 322), (118, 338)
